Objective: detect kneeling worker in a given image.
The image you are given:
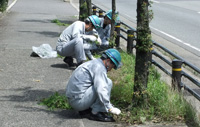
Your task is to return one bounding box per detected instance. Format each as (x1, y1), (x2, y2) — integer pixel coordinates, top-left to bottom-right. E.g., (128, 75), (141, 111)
(66, 48), (122, 122)
(56, 15), (101, 67)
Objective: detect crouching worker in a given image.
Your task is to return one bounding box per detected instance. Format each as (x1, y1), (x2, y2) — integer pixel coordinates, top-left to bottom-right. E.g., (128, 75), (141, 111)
(97, 10), (119, 47)
(56, 15), (101, 67)
(66, 48), (122, 122)
(84, 10), (120, 60)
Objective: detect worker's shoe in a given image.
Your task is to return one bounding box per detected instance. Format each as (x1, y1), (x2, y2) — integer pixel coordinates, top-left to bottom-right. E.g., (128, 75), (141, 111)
(63, 56), (76, 67)
(100, 112), (114, 120)
(89, 112), (115, 122)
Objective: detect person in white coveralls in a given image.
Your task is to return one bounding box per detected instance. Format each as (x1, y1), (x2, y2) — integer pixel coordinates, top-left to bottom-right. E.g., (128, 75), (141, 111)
(66, 48), (122, 122)
(56, 15), (101, 67)
(83, 10), (120, 60)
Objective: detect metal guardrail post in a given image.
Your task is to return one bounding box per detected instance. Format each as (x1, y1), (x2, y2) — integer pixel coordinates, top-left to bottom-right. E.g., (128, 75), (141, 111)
(115, 22), (121, 48)
(172, 59), (183, 91)
(127, 30), (134, 53)
(99, 10), (104, 17)
(92, 6), (97, 15)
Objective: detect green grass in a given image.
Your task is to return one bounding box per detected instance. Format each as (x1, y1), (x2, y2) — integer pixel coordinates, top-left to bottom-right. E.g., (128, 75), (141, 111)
(109, 52), (200, 126)
(39, 92), (72, 111)
(51, 19), (70, 26)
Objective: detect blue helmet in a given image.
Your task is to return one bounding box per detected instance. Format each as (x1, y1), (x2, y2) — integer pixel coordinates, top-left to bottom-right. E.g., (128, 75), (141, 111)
(88, 15), (101, 29)
(104, 48), (122, 70)
(105, 10), (120, 23)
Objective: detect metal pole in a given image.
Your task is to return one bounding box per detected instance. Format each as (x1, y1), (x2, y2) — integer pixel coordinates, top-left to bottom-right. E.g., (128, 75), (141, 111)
(127, 30), (134, 53)
(99, 10), (104, 17)
(92, 6), (97, 15)
(172, 59), (183, 91)
(115, 22), (120, 48)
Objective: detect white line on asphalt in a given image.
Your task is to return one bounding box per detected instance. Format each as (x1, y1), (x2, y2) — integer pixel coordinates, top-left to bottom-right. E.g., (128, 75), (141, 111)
(182, 42), (200, 52)
(151, 27), (200, 52)
(6, 0), (17, 11)
(150, 0), (160, 3)
(70, 0), (79, 12)
(152, 27), (183, 42)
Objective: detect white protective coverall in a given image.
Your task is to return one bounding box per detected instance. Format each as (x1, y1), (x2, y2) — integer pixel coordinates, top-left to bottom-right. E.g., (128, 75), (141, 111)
(66, 58), (114, 113)
(56, 21), (87, 63)
(83, 18), (111, 59)
(97, 17), (111, 46)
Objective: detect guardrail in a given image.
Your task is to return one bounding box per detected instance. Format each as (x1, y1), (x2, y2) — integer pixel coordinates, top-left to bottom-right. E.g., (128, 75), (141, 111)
(92, 4), (200, 101)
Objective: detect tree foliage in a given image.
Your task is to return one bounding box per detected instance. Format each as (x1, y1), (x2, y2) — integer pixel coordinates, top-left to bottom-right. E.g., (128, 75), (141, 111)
(79, 0), (92, 21)
(0, 0), (8, 12)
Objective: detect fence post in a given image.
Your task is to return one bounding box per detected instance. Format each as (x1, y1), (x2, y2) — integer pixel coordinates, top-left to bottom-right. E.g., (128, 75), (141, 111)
(92, 6), (97, 15)
(127, 30), (134, 53)
(172, 59), (183, 91)
(99, 10), (104, 17)
(115, 22), (120, 48)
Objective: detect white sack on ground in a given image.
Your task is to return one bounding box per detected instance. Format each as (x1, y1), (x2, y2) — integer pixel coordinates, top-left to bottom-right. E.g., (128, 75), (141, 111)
(32, 44), (57, 58)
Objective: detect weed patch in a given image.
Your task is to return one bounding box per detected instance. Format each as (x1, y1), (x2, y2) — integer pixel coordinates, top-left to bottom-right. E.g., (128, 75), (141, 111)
(51, 19), (70, 26)
(39, 92), (72, 111)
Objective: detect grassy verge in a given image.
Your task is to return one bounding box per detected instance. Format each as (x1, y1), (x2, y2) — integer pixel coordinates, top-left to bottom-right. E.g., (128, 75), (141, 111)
(39, 51), (200, 126)
(109, 52), (199, 126)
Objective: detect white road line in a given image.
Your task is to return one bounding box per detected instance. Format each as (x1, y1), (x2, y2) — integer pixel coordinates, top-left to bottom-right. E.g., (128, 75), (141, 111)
(152, 27), (183, 42)
(70, 0), (79, 12)
(150, 0), (160, 4)
(6, 0), (17, 11)
(151, 27), (200, 52)
(182, 42), (200, 52)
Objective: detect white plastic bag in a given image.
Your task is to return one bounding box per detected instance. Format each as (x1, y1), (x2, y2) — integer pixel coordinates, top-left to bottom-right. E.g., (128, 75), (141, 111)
(32, 44), (57, 58)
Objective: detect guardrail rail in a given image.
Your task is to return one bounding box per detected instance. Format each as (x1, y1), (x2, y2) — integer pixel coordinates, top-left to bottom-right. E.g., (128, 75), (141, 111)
(92, 4), (200, 101)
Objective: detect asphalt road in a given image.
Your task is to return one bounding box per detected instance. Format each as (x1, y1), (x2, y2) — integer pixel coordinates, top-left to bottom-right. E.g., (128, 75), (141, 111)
(92, 0), (200, 56)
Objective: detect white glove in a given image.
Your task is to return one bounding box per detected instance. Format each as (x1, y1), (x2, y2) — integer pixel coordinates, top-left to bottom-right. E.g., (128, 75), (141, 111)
(97, 36), (102, 45)
(80, 34), (97, 42)
(109, 107), (121, 115)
